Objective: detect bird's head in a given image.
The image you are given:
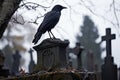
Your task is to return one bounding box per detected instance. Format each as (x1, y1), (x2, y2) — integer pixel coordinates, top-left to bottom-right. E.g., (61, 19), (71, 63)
(52, 5), (67, 11)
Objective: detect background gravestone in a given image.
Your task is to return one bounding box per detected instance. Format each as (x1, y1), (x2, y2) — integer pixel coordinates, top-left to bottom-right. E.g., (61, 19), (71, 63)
(0, 50), (9, 77)
(67, 43), (84, 70)
(11, 50), (21, 75)
(86, 51), (94, 72)
(33, 38), (69, 71)
(28, 48), (35, 73)
(3, 45), (13, 72)
(101, 28), (117, 80)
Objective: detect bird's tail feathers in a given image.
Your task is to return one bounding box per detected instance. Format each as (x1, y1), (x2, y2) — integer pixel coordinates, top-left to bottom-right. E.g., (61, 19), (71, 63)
(32, 32), (42, 44)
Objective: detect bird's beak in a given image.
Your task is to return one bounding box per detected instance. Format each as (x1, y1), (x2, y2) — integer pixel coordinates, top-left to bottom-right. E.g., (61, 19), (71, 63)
(63, 6), (67, 9)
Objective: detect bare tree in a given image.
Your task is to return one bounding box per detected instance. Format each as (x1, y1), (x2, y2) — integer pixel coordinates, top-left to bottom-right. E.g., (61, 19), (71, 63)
(0, 0), (22, 39)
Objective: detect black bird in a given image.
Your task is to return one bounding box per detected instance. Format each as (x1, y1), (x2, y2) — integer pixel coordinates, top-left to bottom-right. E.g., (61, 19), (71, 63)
(32, 5), (67, 44)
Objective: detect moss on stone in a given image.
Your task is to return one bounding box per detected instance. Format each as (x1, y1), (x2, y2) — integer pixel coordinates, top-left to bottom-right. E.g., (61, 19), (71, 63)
(5, 72), (96, 80)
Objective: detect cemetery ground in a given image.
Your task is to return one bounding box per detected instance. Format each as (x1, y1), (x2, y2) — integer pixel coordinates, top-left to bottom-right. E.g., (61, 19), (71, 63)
(0, 28), (119, 80)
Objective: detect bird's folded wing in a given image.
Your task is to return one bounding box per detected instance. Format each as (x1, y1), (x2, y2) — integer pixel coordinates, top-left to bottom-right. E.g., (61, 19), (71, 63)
(38, 11), (61, 31)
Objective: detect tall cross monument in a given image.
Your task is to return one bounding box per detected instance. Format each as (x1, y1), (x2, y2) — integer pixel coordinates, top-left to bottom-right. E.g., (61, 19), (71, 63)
(101, 28), (117, 80)
(102, 28), (115, 56)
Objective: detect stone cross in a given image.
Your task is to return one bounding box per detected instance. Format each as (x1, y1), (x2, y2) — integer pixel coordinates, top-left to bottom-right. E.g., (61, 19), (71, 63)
(67, 43), (84, 70)
(102, 28), (116, 56)
(101, 28), (117, 80)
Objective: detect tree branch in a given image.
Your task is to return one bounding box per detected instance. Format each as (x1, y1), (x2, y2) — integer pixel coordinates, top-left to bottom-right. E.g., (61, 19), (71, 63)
(112, 0), (120, 28)
(20, 1), (50, 10)
(0, 0), (22, 39)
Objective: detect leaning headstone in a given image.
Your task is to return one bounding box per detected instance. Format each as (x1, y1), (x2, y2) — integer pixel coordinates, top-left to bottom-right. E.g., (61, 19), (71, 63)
(33, 38), (69, 71)
(0, 50), (9, 77)
(101, 28), (117, 80)
(28, 48), (35, 73)
(11, 50), (21, 75)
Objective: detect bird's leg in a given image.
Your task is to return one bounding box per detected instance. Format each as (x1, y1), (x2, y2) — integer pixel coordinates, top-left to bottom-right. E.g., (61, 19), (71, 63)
(48, 31), (52, 38)
(50, 31), (56, 39)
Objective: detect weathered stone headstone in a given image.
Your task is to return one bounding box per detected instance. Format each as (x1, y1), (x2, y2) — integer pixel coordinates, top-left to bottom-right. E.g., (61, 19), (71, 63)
(28, 48), (35, 73)
(101, 28), (117, 80)
(3, 45), (13, 71)
(33, 38), (69, 71)
(11, 50), (21, 75)
(0, 50), (9, 77)
(86, 51), (94, 72)
(67, 43), (84, 70)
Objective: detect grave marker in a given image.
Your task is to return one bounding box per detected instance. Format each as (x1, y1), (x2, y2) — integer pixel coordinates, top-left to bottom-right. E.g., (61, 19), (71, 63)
(101, 28), (117, 80)
(11, 50), (21, 75)
(86, 51), (94, 72)
(0, 50), (9, 77)
(102, 28), (115, 56)
(67, 43), (84, 70)
(33, 38), (69, 71)
(28, 48), (35, 73)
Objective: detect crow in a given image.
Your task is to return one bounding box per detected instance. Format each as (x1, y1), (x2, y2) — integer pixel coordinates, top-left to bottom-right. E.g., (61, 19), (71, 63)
(32, 5), (67, 44)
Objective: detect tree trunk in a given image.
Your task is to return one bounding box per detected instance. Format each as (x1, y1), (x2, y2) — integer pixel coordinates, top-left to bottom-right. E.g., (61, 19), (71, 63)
(0, 0), (22, 39)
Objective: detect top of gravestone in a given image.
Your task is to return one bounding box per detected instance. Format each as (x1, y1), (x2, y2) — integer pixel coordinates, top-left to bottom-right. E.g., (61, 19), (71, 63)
(102, 28), (116, 57)
(33, 38), (69, 51)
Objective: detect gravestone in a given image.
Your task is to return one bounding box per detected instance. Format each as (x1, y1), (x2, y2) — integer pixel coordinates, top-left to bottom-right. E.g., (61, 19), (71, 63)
(11, 50), (21, 75)
(28, 48), (35, 73)
(3, 45), (13, 71)
(86, 51), (94, 72)
(101, 28), (117, 80)
(67, 43), (84, 70)
(0, 50), (9, 77)
(74, 43), (84, 70)
(33, 38), (69, 71)
(118, 67), (120, 80)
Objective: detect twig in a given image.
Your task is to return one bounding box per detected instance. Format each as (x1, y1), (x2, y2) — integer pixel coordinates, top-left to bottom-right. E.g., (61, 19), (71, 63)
(28, 15), (45, 24)
(112, 0), (120, 28)
(10, 14), (25, 25)
(20, 1), (50, 9)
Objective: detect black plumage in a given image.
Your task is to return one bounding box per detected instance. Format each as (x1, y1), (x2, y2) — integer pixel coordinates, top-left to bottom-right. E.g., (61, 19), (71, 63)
(32, 5), (66, 44)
